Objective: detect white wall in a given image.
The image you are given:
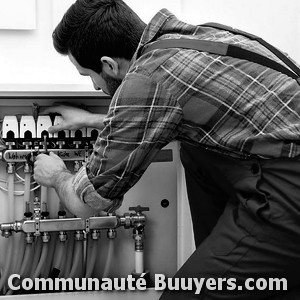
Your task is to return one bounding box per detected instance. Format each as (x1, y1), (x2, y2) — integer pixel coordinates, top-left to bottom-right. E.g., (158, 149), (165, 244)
(0, 0), (299, 91)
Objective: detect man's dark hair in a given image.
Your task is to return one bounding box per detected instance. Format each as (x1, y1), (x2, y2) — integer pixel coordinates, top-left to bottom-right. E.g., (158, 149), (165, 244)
(52, 0), (146, 73)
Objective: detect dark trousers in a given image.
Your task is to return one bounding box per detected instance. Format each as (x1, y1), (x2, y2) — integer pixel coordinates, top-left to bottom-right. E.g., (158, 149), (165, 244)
(160, 144), (300, 299)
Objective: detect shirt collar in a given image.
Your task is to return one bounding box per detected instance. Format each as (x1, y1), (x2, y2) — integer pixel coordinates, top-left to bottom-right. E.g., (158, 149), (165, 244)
(131, 9), (176, 63)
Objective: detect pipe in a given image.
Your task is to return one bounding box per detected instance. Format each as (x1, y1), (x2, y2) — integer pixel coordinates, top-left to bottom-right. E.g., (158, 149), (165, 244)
(32, 242), (49, 278)
(85, 238), (98, 278)
(40, 186), (47, 208)
(0, 172), (15, 292)
(20, 242), (34, 277)
(41, 233), (56, 278)
(135, 251), (144, 274)
(12, 235), (25, 274)
(68, 240), (82, 278)
(13, 169), (31, 275)
(51, 239), (66, 278)
(63, 233), (74, 278)
(102, 239), (114, 278)
(29, 237), (42, 278)
(23, 172), (31, 205)
(5, 243), (33, 295)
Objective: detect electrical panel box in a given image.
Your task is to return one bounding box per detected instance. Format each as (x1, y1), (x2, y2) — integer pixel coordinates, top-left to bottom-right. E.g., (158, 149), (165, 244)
(0, 92), (178, 298)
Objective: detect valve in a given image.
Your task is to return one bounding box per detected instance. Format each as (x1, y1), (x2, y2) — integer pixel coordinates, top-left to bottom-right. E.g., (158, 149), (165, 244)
(129, 205), (150, 215)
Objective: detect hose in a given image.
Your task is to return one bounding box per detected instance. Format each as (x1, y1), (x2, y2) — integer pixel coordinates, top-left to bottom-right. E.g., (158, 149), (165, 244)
(63, 233), (74, 278)
(135, 250), (144, 274)
(0, 173), (15, 292)
(12, 169), (32, 276)
(32, 242), (49, 279)
(19, 243), (34, 277)
(41, 233), (56, 278)
(68, 240), (82, 279)
(51, 240), (66, 278)
(13, 169), (32, 276)
(102, 239), (114, 278)
(85, 239), (98, 278)
(5, 243), (33, 295)
(29, 237), (42, 278)
(40, 186), (47, 208)
(12, 235), (25, 275)
(23, 172), (31, 205)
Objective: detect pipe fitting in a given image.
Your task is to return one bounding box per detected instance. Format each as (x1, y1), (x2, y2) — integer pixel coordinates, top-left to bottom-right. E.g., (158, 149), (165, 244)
(6, 163), (15, 174)
(91, 230), (100, 240)
(75, 230), (84, 241)
(107, 228), (117, 239)
(42, 232), (50, 243)
(25, 233), (34, 244)
(2, 230), (12, 238)
(59, 231), (67, 242)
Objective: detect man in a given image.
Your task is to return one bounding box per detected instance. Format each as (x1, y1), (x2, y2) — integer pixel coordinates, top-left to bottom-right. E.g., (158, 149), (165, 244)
(34, 0), (300, 298)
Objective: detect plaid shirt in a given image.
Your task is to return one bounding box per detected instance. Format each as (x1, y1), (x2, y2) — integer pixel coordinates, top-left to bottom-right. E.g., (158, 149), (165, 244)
(74, 9), (300, 212)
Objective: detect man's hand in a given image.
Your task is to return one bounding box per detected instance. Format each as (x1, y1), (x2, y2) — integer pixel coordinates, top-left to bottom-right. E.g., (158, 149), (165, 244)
(33, 152), (98, 218)
(42, 105), (106, 133)
(33, 152), (70, 187)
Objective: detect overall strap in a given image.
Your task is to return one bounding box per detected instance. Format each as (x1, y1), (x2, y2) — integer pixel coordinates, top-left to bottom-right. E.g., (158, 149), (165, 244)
(139, 24), (300, 83)
(202, 22), (300, 79)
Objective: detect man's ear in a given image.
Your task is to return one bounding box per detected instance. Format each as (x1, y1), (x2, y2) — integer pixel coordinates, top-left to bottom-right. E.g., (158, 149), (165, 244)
(100, 56), (119, 77)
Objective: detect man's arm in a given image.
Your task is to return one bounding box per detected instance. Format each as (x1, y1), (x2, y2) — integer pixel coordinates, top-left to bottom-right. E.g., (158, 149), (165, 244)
(34, 153), (99, 218)
(42, 105), (105, 132)
(35, 74), (182, 215)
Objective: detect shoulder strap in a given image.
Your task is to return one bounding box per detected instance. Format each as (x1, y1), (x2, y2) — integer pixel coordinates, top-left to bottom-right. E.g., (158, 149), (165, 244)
(202, 22), (300, 78)
(138, 24), (300, 83)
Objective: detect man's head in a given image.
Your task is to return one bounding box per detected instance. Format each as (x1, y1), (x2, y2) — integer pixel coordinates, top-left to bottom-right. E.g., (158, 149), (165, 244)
(53, 0), (146, 95)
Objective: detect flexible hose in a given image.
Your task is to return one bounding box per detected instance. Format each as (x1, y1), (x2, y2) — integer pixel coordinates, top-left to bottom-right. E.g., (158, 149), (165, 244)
(40, 186), (47, 208)
(63, 233), (74, 278)
(32, 243), (49, 279)
(102, 239), (114, 278)
(23, 172), (31, 205)
(12, 235), (26, 274)
(13, 171), (31, 275)
(135, 250), (144, 274)
(29, 237), (42, 278)
(41, 233), (56, 278)
(19, 243), (34, 277)
(85, 239), (98, 278)
(5, 243), (33, 295)
(0, 173), (15, 292)
(68, 241), (82, 278)
(52, 240), (66, 277)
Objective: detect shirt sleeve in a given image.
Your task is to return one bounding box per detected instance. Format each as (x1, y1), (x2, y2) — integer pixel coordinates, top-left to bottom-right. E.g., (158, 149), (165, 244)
(73, 73), (183, 212)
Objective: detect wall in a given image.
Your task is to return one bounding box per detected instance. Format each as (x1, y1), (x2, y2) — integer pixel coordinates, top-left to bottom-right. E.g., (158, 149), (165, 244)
(0, 0), (299, 91)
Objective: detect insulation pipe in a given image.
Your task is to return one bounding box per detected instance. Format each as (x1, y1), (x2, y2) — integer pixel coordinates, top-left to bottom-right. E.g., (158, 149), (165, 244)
(29, 237), (42, 278)
(32, 242), (49, 278)
(13, 168), (32, 274)
(23, 171), (31, 205)
(51, 239), (66, 277)
(63, 233), (74, 278)
(135, 251), (144, 274)
(40, 186), (48, 209)
(102, 239), (114, 278)
(85, 238), (98, 278)
(20, 242), (34, 277)
(68, 239), (82, 279)
(41, 233), (56, 278)
(6, 242), (33, 295)
(0, 170), (15, 292)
